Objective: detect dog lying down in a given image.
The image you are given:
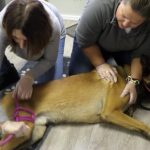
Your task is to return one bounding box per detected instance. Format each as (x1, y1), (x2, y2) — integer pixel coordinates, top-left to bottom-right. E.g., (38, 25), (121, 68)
(0, 66), (150, 150)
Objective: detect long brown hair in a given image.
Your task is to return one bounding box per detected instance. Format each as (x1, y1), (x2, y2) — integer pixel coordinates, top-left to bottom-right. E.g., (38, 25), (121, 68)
(3, 0), (53, 56)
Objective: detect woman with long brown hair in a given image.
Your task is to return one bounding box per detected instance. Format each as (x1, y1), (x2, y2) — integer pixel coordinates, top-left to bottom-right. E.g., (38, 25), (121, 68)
(0, 0), (66, 99)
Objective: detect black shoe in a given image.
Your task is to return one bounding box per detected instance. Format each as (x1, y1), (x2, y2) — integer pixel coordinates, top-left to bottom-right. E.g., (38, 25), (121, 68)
(0, 64), (20, 91)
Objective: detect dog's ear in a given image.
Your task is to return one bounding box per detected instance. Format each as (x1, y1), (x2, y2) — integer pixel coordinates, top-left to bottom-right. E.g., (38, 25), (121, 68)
(140, 55), (150, 76)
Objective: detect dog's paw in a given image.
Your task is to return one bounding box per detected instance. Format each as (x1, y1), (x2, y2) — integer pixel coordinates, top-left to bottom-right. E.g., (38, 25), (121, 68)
(35, 116), (48, 125)
(1, 121), (31, 137)
(31, 125), (47, 144)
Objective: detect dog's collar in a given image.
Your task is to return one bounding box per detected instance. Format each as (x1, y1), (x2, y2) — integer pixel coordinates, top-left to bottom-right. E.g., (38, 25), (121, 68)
(14, 106), (36, 122)
(0, 98), (36, 146)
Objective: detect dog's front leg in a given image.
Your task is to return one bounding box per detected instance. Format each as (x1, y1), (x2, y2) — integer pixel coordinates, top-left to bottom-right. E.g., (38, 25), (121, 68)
(31, 125), (47, 144)
(101, 110), (150, 138)
(31, 115), (53, 145)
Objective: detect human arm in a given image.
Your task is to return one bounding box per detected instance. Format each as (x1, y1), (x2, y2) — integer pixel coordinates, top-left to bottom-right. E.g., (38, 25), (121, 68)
(120, 28), (150, 105)
(76, 0), (118, 82)
(121, 58), (142, 104)
(83, 44), (118, 82)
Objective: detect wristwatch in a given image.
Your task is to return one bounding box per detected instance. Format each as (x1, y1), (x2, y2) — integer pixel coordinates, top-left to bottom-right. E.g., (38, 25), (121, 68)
(126, 76), (140, 85)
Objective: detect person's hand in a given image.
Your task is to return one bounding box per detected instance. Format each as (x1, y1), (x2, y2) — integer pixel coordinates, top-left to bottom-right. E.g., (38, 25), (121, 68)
(13, 74), (34, 100)
(96, 63), (118, 83)
(120, 81), (137, 105)
(1, 121), (30, 137)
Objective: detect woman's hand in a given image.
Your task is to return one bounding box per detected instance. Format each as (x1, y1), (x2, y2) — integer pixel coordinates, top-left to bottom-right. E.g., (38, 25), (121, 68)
(120, 81), (137, 105)
(13, 75), (34, 100)
(96, 63), (118, 83)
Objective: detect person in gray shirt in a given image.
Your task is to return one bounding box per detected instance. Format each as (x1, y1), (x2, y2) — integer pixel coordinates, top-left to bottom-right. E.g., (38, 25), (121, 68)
(69, 0), (150, 105)
(0, 0), (66, 99)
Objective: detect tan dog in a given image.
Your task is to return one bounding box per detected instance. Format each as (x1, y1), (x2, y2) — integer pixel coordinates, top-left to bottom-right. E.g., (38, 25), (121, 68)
(0, 66), (150, 150)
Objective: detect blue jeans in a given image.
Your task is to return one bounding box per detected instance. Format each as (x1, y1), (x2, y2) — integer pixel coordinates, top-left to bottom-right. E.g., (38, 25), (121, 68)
(69, 35), (132, 75)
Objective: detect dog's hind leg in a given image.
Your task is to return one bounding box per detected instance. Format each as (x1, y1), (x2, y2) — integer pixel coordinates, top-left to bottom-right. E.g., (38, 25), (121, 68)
(101, 110), (150, 138)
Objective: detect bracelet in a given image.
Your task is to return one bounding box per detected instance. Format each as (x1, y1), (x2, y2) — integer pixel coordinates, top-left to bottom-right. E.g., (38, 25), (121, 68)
(126, 76), (140, 85)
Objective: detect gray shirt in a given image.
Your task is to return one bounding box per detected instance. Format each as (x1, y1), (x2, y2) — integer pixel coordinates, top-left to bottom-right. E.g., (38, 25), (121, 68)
(0, 0), (66, 79)
(76, 0), (150, 58)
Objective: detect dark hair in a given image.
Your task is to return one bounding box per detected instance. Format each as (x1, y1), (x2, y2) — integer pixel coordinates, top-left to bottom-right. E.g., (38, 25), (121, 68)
(2, 0), (53, 56)
(123, 0), (150, 19)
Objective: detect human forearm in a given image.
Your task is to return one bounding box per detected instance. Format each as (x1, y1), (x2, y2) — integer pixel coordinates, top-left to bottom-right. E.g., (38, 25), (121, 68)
(83, 44), (117, 82)
(13, 60), (52, 100)
(121, 58), (142, 105)
(83, 44), (105, 67)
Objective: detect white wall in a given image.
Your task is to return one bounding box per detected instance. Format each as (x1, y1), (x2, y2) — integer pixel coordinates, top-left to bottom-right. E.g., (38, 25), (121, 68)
(48, 0), (86, 20)
(5, 0), (10, 4)
(5, 0), (86, 20)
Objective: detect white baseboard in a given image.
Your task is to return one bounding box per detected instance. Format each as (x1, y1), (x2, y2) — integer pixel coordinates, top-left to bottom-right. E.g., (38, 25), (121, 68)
(62, 14), (80, 21)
